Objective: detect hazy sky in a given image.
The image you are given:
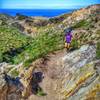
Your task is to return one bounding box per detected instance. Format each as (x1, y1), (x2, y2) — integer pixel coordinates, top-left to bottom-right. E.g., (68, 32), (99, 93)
(1, 0), (100, 9)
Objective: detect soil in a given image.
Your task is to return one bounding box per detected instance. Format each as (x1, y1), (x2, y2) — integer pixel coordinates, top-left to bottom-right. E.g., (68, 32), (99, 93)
(28, 49), (67, 100)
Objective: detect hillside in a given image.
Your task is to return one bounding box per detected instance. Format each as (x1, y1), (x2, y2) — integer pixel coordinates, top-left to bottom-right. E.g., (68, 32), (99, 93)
(0, 4), (100, 100)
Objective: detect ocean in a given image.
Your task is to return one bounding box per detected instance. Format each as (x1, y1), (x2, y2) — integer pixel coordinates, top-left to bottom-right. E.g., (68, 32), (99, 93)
(0, 9), (76, 17)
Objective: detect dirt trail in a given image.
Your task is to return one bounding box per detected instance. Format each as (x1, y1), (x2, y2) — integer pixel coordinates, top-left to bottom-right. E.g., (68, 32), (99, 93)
(28, 49), (67, 100)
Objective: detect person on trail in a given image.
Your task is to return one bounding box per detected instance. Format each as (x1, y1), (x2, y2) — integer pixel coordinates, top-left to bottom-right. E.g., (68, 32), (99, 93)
(64, 28), (73, 51)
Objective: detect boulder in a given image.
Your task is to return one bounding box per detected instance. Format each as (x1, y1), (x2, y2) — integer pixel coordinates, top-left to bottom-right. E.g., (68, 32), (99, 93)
(60, 45), (100, 100)
(62, 44), (96, 72)
(0, 74), (8, 100)
(0, 63), (23, 100)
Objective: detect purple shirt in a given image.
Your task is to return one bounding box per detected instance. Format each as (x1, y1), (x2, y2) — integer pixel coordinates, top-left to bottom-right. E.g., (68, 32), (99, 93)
(65, 32), (72, 43)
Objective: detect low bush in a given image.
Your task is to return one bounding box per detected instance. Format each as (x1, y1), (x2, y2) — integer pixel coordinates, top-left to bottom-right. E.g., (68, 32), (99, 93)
(0, 26), (31, 63)
(72, 20), (90, 29)
(71, 39), (79, 50)
(10, 69), (19, 77)
(96, 42), (100, 59)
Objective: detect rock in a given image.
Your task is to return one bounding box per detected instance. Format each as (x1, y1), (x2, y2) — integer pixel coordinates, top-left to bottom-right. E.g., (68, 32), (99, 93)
(5, 74), (23, 100)
(62, 60), (100, 100)
(62, 45), (96, 72)
(0, 63), (14, 74)
(63, 4), (100, 25)
(15, 13), (28, 20)
(11, 22), (25, 32)
(7, 93), (21, 100)
(0, 74), (8, 100)
(0, 63), (24, 100)
(33, 18), (48, 27)
(60, 45), (100, 99)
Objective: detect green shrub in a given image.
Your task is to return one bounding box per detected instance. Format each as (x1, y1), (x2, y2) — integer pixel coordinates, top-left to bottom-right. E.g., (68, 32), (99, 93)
(96, 42), (100, 59)
(49, 17), (60, 23)
(16, 13), (28, 20)
(96, 30), (100, 35)
(12, 32), (63, 67)
(10, 69), (19, 77)
(0, 25), (64, 67)
(23, 58), (34, 68)
(72, 20), (90, 29)
(0, 53), (3, 62)
(0, 26), (31, 63)
(37, 88), (46, 96)
(71, 39), (79, 49)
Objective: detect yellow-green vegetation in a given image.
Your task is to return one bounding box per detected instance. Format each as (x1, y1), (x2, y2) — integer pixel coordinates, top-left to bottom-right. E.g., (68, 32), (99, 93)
(17, 32), (64, 67)
(0, 26), (32, 62)
(16, 14), (28, 20)
(96, 30), (100, 35)
(63, 72), (94, 98)
(37, 88), (46, 96)
(96, 42), (100, 59)
(72, 20), (90, 29)
(10, 69), (19, 77)
(49, 13), (71, 24)
(86, 84), (100, 100)
(0, 26), (64, 67)
(71, 39), (79, 49)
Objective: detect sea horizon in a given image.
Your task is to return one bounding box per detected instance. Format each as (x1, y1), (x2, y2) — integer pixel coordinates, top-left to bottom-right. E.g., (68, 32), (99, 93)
(0, 9), (77, 17)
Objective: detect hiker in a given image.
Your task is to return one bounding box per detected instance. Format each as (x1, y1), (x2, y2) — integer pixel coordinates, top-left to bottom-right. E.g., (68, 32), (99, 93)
(64, 28), (73, 51)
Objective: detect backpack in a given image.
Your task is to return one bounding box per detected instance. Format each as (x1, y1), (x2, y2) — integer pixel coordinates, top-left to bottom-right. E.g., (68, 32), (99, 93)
(64, 27), (72, 33)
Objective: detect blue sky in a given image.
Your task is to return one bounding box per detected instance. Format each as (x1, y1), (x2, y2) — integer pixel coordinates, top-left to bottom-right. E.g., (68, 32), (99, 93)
(0, 0), (100, 9)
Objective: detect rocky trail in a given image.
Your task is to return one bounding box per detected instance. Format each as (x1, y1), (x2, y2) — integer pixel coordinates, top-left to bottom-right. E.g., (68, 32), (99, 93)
(28, 44), (100, 100)
(28, 49), (67, 100)
(0, 44), (100, 100)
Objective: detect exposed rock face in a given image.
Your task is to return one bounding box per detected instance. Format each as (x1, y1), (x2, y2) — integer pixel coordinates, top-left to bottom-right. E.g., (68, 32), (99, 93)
(0, 44), (99, 100)
(0, 63), (14, 74)
(62, 45), (96, 72)
(63, 4), (100, 25)
(0, 63), (24, 100)
(11, 22), (25, 32)
(61, 45), (100, 100)
(62, 60), (100, 100)
(72, 4), (100, 21)
(27, 45), (99, 100)
(0, 74), (8, 100)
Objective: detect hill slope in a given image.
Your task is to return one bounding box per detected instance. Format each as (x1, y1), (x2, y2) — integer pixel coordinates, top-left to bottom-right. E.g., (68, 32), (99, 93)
(0, 4), (100, 100)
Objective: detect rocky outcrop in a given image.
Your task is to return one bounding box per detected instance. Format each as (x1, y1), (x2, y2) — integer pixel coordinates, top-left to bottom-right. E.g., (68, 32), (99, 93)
(60, 45), (100, 100)
(62, 45), (96, 71)
(0, 63), (23, 100)
(0, 45), (99, 100)
(0, 73), (8, 100)
(0, 61), (45, 100)
(62, 60), (100, 100)
(11, 22), (25, 32)
(25, 44), (99, 100)
(63, 4), (100, 25)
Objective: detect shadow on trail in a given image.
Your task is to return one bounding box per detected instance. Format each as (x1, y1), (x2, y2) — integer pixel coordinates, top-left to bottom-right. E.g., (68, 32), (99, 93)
(30, 72), (47, 96)
(4, 73), (24, 93)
